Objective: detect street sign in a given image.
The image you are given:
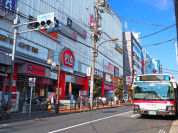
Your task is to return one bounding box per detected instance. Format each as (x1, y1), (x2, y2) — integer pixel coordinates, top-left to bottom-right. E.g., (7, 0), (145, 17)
(87, 67), (91, 76)
(29, 78), (36, 87)
(126, 76), (132, 85)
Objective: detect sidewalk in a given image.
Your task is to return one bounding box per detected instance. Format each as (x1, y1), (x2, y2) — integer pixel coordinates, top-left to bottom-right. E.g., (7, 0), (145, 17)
(0, 102), (131, 124)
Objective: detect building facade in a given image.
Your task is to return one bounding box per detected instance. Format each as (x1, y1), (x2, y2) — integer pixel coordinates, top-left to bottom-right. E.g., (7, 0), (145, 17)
(123, 31), (142, 93)
(142, 50), (154, 74)
(0, 0), (123, 104)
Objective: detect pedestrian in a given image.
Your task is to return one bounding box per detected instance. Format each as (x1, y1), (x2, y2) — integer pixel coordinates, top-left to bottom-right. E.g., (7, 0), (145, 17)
(51, 95), (54, 110)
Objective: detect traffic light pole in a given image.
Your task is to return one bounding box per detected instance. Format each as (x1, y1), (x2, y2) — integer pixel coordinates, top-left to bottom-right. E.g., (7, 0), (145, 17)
(7, 8), (20, 114)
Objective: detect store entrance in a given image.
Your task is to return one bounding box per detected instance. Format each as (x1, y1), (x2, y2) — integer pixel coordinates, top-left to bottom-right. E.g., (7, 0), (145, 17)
(72, 84), (83, 100)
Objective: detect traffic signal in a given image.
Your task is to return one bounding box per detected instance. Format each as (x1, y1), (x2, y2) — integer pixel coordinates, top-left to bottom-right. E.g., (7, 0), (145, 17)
(46, 24), (62, 34)
(37, 12), (54, 29)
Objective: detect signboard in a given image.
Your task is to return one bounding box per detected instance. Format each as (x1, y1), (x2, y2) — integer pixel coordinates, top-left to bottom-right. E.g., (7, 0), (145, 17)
(26, 63), (46, 77)
(114, 66), (119, 78)
(136, 75), (170, 81)
(94, 69), (103, 78)
(105, 74), (112, 82)
(29, 78), (36, 87)
(103, 60), (109, 73)
(108, 63), (114, 75)
(37, 12), (54, 28)
(104, 84), (113, 91)
(87, 67), (91, 76)
(0, 0), (16, 21)
(67, 17), (86, 39)
(115, 45), (123, 54)
(75, 76), (85, 85)
(62, 48), (75, 69)
(40, 89), (45, 96)
(73, 60), (79, 71)
(126, 76), (132, 85)
(36, 78), (52, 85)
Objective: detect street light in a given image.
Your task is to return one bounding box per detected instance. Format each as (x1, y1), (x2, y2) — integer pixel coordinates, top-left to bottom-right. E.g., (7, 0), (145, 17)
(47, 54), (61, 104)
(90, 38), (118, 109)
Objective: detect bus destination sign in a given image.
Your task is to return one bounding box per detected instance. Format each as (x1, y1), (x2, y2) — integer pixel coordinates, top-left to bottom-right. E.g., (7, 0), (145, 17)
(136, 75), (170, 81)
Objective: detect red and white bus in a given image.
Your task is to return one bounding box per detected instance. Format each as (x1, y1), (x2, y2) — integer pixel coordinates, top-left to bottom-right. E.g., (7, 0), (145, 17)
(132, 74), (178, 116)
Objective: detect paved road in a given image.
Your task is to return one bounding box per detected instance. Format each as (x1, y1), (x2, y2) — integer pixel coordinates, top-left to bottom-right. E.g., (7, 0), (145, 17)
(0, 106), (177, 133)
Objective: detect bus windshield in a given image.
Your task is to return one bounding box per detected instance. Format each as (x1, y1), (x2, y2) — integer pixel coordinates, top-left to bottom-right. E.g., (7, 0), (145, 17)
(134, 83), (173, 100)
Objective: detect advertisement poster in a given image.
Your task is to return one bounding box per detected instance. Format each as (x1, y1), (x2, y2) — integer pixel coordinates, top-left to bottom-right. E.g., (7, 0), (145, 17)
(103, 60), (109, 73)
(126, 76), (132, 85)
(40, 89), (45, 96)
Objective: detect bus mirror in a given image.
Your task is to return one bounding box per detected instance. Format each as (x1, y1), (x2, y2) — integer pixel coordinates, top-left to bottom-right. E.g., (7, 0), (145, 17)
(173, 83), (177, 88)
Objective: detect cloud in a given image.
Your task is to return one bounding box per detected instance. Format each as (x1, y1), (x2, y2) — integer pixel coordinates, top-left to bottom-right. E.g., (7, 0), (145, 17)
(155, 0), (172, 10)
(135, 0), (173, 11)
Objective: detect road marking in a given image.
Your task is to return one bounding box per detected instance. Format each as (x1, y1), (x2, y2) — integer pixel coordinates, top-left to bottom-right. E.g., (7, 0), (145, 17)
(0, 124), (8, 127)
(48, 110), (132, 133)
(130, 114), (139, 117)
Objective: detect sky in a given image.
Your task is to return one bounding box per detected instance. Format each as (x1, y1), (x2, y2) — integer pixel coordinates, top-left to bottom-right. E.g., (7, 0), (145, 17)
(107, 0), (178, 80)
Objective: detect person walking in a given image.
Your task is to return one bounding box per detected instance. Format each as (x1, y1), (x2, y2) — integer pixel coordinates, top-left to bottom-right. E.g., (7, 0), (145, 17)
(51, 95), (54, 110)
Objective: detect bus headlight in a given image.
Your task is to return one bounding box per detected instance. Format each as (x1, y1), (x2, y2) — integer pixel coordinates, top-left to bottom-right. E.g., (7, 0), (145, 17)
(134, 105), (139, 110)
(166, 106), (175, 111)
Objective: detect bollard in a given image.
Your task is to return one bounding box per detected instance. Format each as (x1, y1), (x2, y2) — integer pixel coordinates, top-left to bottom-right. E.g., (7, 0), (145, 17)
(75, 102), (76, 111)
(55, 104), (59, 113)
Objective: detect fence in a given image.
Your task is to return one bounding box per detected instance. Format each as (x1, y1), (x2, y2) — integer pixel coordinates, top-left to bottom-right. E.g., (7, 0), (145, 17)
(0, 98), (132, 122)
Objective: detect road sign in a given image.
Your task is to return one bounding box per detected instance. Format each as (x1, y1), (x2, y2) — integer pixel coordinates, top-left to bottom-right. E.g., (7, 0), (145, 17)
(29, 78), (36, 87)
(126, 76), (132, 85)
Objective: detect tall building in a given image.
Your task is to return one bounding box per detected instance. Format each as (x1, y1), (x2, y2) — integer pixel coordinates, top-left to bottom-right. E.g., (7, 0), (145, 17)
(142, 50), (154, 74)
(0, 0), (123, 103)
(123, 31), (142, 93)
(152, 59), (161, 74)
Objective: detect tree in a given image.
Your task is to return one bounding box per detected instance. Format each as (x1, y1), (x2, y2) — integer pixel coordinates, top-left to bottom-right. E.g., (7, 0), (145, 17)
(127, 84), (133, 99)
(116, 75), (124, 99)
(93, 77), (103, 97)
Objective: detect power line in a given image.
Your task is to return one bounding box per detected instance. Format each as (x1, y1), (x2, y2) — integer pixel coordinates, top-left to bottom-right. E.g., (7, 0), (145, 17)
(116, 15), (175, 27)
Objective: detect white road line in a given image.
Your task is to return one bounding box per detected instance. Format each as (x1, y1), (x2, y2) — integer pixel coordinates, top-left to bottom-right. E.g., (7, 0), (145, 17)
(48, 110), (132, 133)
(130, 114), (140, 118)
(0, 124), (8, 127)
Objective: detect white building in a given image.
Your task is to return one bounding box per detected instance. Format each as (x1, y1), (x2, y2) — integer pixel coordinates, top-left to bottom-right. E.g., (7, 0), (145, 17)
(0, 0), (123, 100)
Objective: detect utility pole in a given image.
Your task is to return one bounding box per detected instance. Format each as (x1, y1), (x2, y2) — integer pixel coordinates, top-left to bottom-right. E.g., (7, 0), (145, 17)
(90, 0), (108, 109)
(175, 41), (178, 64)
(7, 8), (20, 114)
(90, 0), (99, 109)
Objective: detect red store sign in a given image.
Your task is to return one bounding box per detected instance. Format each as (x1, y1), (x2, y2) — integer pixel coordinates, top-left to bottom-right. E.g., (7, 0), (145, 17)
(62, 48), (75, 69)
(108, 63), (114, 75)
(75, 76), (85, 85)
(104, 84), (113, 91)
(26, 63), (45, 77)
(36, 78), (52, 85)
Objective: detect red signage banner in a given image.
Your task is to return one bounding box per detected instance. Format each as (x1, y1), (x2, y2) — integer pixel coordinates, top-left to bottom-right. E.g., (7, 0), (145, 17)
(26, 63), (45, 77)
(62, 48), (75, 69)
(108, 63), (114, 75)
(75, 76), (85, 85)
(36, 78), (52, 85)
(104, 84), (113, 91)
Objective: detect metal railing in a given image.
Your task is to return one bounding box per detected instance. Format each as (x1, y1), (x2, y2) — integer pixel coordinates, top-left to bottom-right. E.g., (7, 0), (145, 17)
(0, 99), (132, 122)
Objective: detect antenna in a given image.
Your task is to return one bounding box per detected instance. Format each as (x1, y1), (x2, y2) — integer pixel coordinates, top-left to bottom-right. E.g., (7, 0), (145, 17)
(125, 22), (127, 31)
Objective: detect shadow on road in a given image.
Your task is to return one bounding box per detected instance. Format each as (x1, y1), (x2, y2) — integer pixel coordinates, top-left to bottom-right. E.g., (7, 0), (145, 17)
(137, 114), (178, 120)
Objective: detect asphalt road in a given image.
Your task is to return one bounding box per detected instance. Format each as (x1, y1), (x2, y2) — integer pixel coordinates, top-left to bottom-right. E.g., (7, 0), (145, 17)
(0, 106), (177, 133)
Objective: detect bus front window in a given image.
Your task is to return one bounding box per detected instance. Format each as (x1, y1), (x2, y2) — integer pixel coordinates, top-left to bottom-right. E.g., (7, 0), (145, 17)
(134, 83), (173, 100)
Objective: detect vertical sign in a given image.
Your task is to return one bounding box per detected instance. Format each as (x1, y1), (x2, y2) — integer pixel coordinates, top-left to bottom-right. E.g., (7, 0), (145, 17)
(108, 63), (114, 75)
(103, 60), (109, 73)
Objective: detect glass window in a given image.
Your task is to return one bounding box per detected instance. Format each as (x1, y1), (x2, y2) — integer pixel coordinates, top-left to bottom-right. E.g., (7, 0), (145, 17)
(134, 83), (173, 100)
